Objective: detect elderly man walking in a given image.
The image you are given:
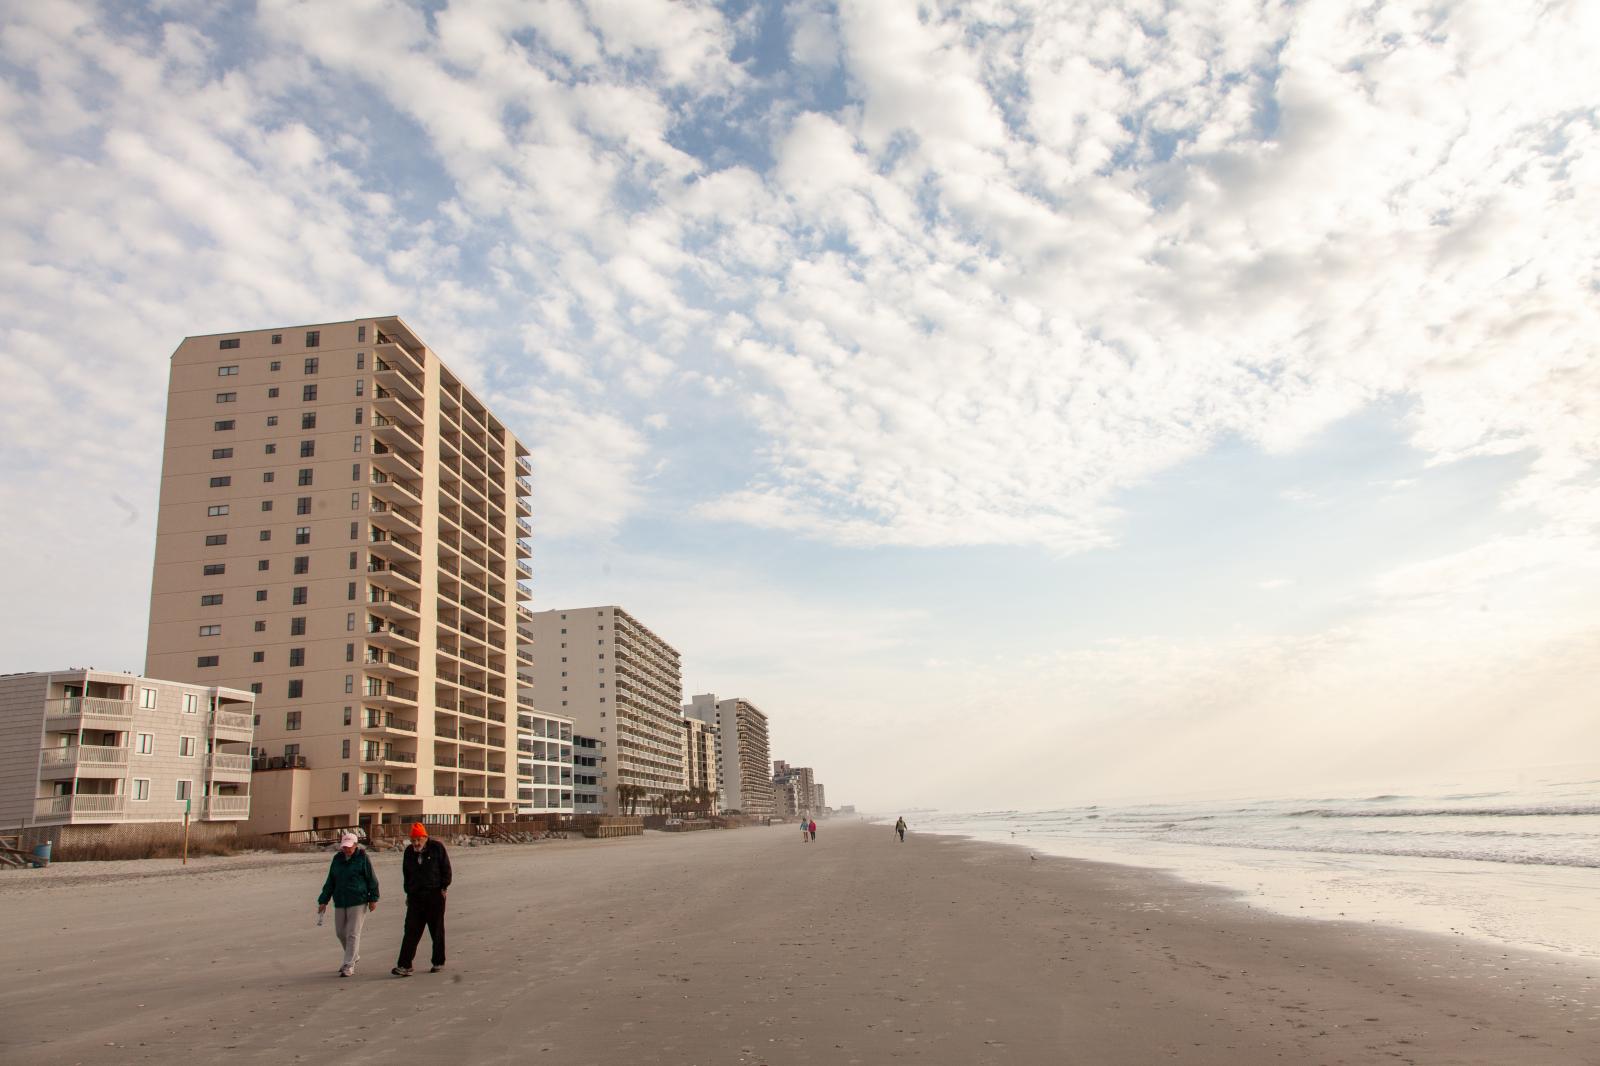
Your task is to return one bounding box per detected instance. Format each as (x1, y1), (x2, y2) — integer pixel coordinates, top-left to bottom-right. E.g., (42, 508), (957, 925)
(317, 831), (379, 977)
(392, 822), (452, 976)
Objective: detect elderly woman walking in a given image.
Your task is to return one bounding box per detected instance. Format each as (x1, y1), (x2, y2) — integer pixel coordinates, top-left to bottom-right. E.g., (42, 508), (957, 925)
(317, 831), (380, 977)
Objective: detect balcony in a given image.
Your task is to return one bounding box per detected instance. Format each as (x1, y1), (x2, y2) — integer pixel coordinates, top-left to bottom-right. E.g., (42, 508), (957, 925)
(366, 620), (419, 648)
(371, 412), (424, 451)
(368, 530), (421, 561)
(206, 753), (252, 780)
(363, 683), (418, 708)
(516, 518), (532, 539)
(211, 710), (254, 739)
(366, 561), (421, 594)
(373, 384), (424, 425)
(516, 453), (531, 476)
(516, 474), (532, 498)
(367, 590), (420, 620)
(369, 500), (421, 535)
(364, 650), (419, 677)
(374, 356), (424, 401)
(363, 710), (417, 734)
(39, 745), (130, 778)
(34, 794), (126, 820)
(361, 748), (418, 766)
(374, 337), (425, 376)
(205, 795), (251, 819)
(361, 782), (417, 797)
(44, 697), (134, 724)
(369, 466), (422, 505)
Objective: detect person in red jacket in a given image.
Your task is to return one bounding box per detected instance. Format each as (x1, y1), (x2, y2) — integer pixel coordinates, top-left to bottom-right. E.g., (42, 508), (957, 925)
(808, 818), (817, 841)
(392, 822), (451, 976)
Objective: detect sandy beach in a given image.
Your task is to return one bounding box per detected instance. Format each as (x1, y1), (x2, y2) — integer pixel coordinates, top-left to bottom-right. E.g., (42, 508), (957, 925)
(2, 820), (1597, 1064)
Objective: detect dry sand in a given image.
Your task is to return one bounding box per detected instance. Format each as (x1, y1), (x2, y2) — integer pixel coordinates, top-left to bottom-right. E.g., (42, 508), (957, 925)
(2, 820), (1597, 1064)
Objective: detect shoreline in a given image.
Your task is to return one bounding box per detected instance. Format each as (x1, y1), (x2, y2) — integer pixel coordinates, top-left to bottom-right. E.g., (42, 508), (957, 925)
(899, 819), (1600, 969)
(3, 821), (1597, 1063)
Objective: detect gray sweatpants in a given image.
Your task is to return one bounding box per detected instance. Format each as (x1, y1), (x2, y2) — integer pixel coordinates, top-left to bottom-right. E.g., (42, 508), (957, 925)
(334, 905), (367, 969)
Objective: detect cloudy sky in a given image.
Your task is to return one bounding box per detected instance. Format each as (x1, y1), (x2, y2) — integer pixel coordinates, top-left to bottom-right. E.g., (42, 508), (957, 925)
(3, 0), (1597, 810)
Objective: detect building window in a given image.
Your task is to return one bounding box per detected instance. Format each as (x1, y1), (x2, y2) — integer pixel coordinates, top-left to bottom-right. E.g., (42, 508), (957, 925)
(199, 624), (221, 636)
(354, 407), (364, 425)
(259, 530), (271, 542)
(136, 733), (154, 754)
(293, 556), (309, 574)
(202, 563), (226, 576)
(267, 415), (279, 427)
(342, 739), (351, 759)
(348, 551), (358, 570)
(257, 559), (270, 571)
(132, 778), (150, 801)
(298, 468), (313, 486)
(349, 521), (359, 539)
(261, 501), (273, 513)
(302, 412), (316, 430)
(305, 335), (320, 352)
(345, 642), (354, 661)
(344, 674), (353, 693)
(350, 492), (359, 510)
(219, 339), (240, 350)
(209, 476), (231, 488)
(300, 439), (315, 458)
(250, 682), (262, 695)
(341, 772), (350, 792)
(140, 687), (157, 708)
(284, 743), (300, 758)
(271, 337), (281, 348)
(302, 384), (318, 402)
(351, 463), (361, 482)
(205, 534), (227, 546)
(255, 589), (267, 601)
(262, 472), (275, 483)
(254, 620), (266, 632)
(200, 594), (223, 606)
(346, 612), (355, 631)
(176, 780), (192, 801)
(291, 587), (307, 605)
(355, 379), (365, 397)
(297, 497), (311, 515)
(357, 326), (366, 344)
(289, 648), (305, 667)
(290, 616), (306, 635)
(344, 706), (352, 726)
(287, 682), (303, 702)
(212, 448), (233, 459)
(207, 505), (229, 517)
(214, 420), (234, 431)
(353, 435), (362, 452)
(196, 655), (219, 668)
(216, 392), (237, 403)
(179, 736), (196, 757)
(265, 443), (277, 454)
(347, 581), (357, 601)
(296, 526), (311, 544)
(252, 651), (264, 663)
(268, 386), (280, 398)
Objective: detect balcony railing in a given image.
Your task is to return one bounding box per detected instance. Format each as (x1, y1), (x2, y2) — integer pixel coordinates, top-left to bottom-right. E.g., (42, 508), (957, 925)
(35, 794), (125, 817)
(205, 795), (251, 817)
(211, 710), (254, 733)
(206, 753), (252, 773)
(40, 745), (130, 769)
(45, 697), (134, 720)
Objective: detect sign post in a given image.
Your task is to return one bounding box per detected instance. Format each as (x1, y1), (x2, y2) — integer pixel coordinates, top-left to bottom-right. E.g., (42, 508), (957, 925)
(182, 798), (191, 866)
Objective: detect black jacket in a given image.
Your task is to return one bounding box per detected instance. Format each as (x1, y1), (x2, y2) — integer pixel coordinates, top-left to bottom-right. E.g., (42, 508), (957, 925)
(401, 838), (452, 895)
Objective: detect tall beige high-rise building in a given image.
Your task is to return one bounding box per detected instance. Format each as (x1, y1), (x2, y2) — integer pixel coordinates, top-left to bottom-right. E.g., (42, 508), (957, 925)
(146, 318), (534, 832)
(524, 607), (685, 815)
(684, 694), (774, 818)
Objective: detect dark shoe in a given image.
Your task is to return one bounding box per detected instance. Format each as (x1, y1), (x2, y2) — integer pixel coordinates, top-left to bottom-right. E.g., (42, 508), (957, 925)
(391, 966), (412, 977)
(429, 964), (445, 973)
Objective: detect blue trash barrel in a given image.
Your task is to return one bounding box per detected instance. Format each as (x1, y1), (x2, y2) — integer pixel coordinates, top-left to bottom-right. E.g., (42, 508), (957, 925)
(31, 841), (51, 868)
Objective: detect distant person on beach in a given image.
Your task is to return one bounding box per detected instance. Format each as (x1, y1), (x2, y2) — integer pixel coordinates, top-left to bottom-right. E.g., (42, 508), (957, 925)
(317, 831), (379, 977)
(895, 816), (907, 842)
(801, 819), (810, 843)
(808, 819), (817, 841)
(392, 823), (451, 977)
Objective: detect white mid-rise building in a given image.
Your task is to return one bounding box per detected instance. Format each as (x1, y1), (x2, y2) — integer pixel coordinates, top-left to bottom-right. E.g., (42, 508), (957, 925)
(516, 709), (574, 816)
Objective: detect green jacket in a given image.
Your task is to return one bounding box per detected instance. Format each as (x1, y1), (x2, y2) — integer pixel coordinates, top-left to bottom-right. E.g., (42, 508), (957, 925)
(318, 847), (380, 908)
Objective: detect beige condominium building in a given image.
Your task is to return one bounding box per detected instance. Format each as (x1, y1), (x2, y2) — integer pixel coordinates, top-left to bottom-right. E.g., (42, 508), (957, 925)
(0, 669), (254, 832)
(524, 607), (685, 815)
(684, 694), (774, 818)
(682, 713), (720, 813)
(146, 318), (534, 832)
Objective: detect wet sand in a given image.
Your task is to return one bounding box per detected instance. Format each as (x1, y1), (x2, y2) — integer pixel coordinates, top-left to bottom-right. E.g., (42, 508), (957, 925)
(2, 820), (1597, 1064)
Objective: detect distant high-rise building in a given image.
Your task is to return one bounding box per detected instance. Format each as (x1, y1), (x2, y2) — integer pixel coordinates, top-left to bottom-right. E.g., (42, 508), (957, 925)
(684, 694), (773, 818)
(146, 318), (534, 832)
(525, 607), (685, 814)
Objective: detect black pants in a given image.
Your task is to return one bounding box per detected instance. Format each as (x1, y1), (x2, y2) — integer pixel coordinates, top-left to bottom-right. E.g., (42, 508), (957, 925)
(397, 890), (446, 968)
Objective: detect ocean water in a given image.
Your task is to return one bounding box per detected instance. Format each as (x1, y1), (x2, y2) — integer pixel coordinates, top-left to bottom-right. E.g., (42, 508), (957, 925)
(904, 768), (1600, 962)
